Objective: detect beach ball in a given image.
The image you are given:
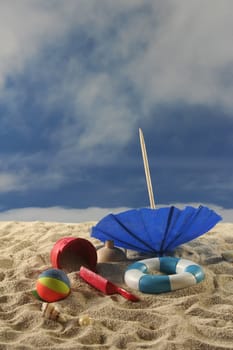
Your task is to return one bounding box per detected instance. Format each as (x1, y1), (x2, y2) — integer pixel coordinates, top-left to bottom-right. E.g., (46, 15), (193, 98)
(36, 268), (71, 302)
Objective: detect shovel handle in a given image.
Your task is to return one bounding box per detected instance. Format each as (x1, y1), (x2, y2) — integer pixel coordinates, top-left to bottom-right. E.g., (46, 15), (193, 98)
(116, 287), (140, 302)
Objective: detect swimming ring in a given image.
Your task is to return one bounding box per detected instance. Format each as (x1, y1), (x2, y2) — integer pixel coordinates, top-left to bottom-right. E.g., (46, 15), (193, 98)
(124, 257), (205, 294)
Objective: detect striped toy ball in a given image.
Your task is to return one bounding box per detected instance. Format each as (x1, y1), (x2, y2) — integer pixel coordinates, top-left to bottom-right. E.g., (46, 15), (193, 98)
(36, 268), (71, 302)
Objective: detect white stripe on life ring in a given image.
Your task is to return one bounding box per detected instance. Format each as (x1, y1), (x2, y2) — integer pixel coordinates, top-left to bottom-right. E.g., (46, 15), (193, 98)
(124, 257), (205, 294)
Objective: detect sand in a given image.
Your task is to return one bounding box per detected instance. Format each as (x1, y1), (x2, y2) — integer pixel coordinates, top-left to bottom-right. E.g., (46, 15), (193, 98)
(0, 221), (233, 350)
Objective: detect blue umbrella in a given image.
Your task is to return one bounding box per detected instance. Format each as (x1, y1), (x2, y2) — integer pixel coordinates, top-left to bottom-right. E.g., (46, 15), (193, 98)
(92, 130), (222, 255)
(91, 205), (222, 255)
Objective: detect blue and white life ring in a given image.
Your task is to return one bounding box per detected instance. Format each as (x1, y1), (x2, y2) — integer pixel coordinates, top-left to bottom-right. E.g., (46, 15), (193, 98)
(124, 257), (205, 294)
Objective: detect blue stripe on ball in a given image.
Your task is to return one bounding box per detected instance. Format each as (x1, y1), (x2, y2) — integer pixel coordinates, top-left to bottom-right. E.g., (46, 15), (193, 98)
(40, 269), (70, 287)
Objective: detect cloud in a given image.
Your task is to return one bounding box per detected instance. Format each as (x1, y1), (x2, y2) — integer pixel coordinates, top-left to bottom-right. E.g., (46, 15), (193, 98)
(0, 1), (146, 168)
(0, 203), (231, 223)
(0, 172), (24, 192)
(0, 2), (64, 89)
(34, 0), (233, 169)
(0, 1), (232, 209)
(127, 1), (233, 111)
(2, 1), (233, 113)
(51, 72), (137, 166)
(0, 206), (130, 223)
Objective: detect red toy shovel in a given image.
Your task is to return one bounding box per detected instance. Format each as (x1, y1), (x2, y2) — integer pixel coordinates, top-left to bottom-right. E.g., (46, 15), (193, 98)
(79, 266), (139, 302)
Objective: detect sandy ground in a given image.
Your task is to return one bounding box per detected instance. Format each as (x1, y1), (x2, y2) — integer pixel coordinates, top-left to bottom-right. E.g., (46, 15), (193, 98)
(0, 221), (233, 350)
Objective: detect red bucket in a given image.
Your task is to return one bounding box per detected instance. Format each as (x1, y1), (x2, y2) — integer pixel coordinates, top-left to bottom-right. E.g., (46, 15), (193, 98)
(50, 237), (97, 273)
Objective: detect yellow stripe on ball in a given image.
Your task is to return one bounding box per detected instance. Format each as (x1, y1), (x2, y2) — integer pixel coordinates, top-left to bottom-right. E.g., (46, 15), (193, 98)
(39, 277), (70, 294)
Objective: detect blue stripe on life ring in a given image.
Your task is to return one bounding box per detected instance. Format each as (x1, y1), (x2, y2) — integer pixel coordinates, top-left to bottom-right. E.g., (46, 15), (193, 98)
(140, 274), (171, 294)
(159, 257), (179, 274)
(124, 257), (205, 294)
(184, 265), (204, 283)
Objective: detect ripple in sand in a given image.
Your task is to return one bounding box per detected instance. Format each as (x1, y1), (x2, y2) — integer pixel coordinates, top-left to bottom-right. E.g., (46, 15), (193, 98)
(0, 329), (22, 342)
(182, 338), (233, 350)
(193, 321), (233, 341)
(78, 327), (107, 345)
(0, 257), (13, 269)
(11, 315), (41, 332)
(215, 275), (233, 294)
(186, 304), (233, 322)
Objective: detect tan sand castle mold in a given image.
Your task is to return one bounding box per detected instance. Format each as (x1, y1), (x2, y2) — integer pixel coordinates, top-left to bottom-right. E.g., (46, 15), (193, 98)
(0, 221), (233, 349)
(96, 240), (127, 263)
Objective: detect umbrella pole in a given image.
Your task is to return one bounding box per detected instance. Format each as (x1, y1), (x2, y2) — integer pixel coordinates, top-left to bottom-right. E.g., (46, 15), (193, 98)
(139, 128), (156, 209)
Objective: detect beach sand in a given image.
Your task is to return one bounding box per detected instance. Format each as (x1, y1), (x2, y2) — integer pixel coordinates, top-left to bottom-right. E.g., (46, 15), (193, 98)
(0, 221), (233, 350)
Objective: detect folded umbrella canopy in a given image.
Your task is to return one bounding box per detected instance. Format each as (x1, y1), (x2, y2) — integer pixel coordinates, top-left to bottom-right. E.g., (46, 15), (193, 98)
(91, 206), (222, 255)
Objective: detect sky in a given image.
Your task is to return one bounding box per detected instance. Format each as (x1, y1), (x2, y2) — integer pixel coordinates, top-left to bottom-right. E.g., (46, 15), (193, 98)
(0, 1), (232, 223)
